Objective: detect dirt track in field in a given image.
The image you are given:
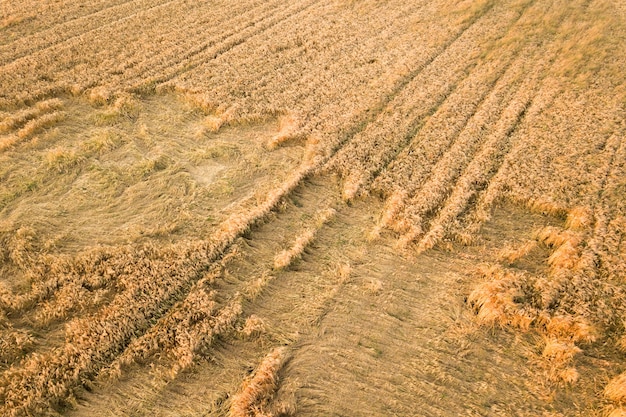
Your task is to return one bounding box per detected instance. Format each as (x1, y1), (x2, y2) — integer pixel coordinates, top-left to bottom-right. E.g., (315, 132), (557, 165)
(1, 0), (625, 416)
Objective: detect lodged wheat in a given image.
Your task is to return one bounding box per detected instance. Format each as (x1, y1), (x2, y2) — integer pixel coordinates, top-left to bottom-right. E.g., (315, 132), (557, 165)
(230, 346), (288, 417)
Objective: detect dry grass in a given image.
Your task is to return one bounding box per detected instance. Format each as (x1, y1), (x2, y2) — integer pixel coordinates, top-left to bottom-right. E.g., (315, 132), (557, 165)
(0, 109), (66, 151)
(617, 336), (626, 354)
(534, 226), (581, 249)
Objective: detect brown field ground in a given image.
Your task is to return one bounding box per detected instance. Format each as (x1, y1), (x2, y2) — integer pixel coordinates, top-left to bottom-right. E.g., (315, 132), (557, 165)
(1, 0), (625, 415)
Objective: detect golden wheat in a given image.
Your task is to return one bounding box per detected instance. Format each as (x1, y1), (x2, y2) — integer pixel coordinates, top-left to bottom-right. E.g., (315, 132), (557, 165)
(608, 408), (626, 417)
(240, 315), (267, 339)
(274, 207), (336, 270)
(229, 346), (288, 417)
(497, 240), (537, 265)
(606, 373), (626, 404)
(330, 0), (516, 202)
(0, 325), (34, 365)
(467, 264), (536, 330)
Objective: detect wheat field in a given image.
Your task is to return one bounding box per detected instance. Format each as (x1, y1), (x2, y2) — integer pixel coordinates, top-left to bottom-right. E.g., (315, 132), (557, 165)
(0, 0), (625, 415)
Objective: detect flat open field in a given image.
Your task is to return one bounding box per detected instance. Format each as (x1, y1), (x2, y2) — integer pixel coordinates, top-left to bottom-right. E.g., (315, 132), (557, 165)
(1, 0), (625, 415)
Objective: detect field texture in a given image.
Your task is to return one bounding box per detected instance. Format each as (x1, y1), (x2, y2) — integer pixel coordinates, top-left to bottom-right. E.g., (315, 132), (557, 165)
(1, 0), (625, 415)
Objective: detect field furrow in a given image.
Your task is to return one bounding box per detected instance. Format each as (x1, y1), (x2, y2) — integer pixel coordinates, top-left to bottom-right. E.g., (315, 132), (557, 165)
(0, 0), (145, 47)
(166, 0), (434, 133)
(0, 0), (169, 65)
(262, 202), (596, 416)
(373, 0), (591, 245)
(0, 0), (282, 105)
(369, 0), (570, 199)
(326, 0), (549, 203)
(63, 176), (343, 416)
(93, 0), (279, 86)
(0, 135), (333, 416)
(99, 0), (306, 94)
(368, 44), (533, 240)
